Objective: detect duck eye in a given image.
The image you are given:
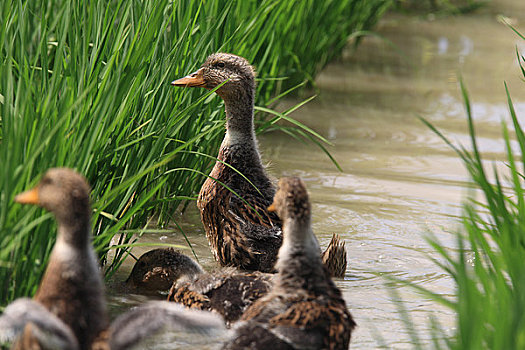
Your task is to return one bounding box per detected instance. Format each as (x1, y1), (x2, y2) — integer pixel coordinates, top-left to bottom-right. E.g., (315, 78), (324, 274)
(215, 62), (225, 68)
(41, 177), (53, 186)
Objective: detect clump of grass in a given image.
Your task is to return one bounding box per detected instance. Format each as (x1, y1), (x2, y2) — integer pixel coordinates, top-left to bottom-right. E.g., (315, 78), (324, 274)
(0, 0), (392, 305)
(390, 32), (525, 349)
(419, 81), (525, 349)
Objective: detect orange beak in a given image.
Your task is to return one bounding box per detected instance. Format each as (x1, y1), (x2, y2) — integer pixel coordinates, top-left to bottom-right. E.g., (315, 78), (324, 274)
(14, 187), (40, 205)
(171, 68), (206, 88)
(267, 203), (276, 212)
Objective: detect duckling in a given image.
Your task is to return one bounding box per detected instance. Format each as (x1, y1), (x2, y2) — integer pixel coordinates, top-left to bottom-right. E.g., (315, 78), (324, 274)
(223, 177), (356, 350)
(11, 168), (108, 349)
(1, 168), (226, 350)
(172, 53), (347, 276)
(125, 248), (272, 325)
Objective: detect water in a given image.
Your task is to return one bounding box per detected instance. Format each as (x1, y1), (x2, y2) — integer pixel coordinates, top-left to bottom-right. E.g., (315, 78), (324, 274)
(110, 2), (525, 348)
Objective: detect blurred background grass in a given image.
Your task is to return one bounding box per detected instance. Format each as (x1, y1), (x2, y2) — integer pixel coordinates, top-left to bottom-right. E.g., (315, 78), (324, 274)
(0, 0), (392, 305)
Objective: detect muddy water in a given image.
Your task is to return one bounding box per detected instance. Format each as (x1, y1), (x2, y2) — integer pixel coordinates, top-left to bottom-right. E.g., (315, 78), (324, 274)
(109, 1), (525, 348)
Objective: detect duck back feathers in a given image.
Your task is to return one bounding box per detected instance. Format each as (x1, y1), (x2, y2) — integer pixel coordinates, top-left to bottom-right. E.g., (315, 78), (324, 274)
(198, 142), (281, 272)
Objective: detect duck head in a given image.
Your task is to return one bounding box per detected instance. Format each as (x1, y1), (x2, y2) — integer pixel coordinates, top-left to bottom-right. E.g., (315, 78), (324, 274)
(268, 177), (311, 224)
(126, 248), (204, 293)
(15, 168), (91, 229)
(171, 53), (255, 101)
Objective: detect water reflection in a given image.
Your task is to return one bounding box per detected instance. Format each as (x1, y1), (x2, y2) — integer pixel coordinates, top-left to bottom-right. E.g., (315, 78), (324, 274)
(260, 4), (525, 348)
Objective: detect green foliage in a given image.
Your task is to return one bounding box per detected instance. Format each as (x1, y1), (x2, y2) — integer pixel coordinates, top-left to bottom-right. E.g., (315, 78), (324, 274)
(419, 81), (525, 349)
(0, 0), (391, 305)
(393, 29), (525, 349)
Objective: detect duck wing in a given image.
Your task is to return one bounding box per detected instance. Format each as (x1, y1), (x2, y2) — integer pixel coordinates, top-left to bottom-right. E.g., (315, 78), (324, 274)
(228, 191), (281, 231)
(321, 234), (347, 277)
(169, 268), (273, 325)
(0, 298), (79, 350)
(209, 192), (282, 271)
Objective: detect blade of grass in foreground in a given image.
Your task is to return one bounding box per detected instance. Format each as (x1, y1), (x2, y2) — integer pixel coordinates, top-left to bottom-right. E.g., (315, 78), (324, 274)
(388, 78), (525, 349)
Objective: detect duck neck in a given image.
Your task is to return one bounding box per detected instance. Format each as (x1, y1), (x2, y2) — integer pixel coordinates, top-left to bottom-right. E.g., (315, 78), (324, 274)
(56, 211), (91, 252)
(279, 217), (321, 264)
(275, 216), (326, 292)
(222, 87), (257, 148)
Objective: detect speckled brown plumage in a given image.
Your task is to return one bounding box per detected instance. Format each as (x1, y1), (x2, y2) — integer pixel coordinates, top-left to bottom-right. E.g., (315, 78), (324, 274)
(198, 143), (282, 272)
(172, 53), (347, 276)
(322, 234), (347, 278)
(168, 267), (273, 325)
(223, 177), (356, 350)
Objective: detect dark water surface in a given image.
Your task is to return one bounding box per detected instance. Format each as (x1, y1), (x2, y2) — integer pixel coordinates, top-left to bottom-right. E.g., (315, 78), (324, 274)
(109, 1), (525, 348)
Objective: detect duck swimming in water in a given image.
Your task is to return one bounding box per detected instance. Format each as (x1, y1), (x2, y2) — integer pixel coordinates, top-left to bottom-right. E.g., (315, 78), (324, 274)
(125, 247), (205, 293)
(223, 177), (356, 349)
(172, 53), (347, 276)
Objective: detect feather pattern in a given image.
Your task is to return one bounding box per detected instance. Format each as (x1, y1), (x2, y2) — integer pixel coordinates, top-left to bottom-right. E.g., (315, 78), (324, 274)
(168, 267), (273, 325)
(198, 142), (282, 272)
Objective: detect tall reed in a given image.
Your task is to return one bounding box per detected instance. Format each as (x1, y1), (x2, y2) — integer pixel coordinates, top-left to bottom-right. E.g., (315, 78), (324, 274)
(392, 28), (525, 350)
(0, 0), (391, 305)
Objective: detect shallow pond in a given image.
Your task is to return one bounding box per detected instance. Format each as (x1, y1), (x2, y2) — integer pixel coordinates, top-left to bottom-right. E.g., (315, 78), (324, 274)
(109, 1), (525, 348)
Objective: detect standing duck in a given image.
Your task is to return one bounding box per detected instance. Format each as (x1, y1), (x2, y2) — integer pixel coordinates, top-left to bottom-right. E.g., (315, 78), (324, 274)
(125, 248), (273, 325)
(1, 168), (225, 350)
(172, 53), (347, 276)
(223, 177), (356, 349)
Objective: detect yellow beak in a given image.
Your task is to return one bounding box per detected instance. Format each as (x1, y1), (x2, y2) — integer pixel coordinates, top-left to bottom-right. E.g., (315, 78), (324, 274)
(14, 187), (40, 205)
(171, 68), (206, 87)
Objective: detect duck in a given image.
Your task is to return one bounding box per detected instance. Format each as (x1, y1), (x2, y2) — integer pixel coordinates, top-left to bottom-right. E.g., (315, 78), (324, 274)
(168, 266), (273, 327)
(1, 168), (226, 350)
(125, 247), (205, 293)
(223, 177), (356, 350)
(172, 53), (347, 276)
(10, 168), (109, 349)
(125, 248), (273, 325)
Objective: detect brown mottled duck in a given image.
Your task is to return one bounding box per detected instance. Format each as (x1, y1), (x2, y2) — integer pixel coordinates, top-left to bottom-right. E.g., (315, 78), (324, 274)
(223, 177), (356, 350)
(172, 53), (347, 276)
